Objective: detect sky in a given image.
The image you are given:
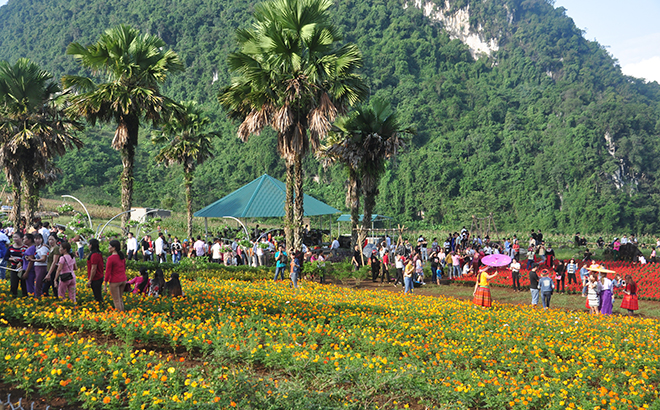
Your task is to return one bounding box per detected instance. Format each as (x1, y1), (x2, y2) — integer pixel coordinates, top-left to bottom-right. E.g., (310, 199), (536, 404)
(554, 0), (660, 83)
(0, 0), (658, 82)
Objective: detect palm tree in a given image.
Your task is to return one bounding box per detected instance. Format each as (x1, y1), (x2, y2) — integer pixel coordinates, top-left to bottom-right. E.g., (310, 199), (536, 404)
(64, 25), (184, 227)
(218, 0), (368, 250)
(318, 119), (362, 248)
(0, 58), (83, 228)
(152, 101), (219, 238)
(320, 99), (413, 248)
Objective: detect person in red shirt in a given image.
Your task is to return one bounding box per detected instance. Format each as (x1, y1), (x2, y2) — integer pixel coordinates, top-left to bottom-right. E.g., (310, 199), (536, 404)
(86, 238), (105, 307)
(104, 239), (127, 312)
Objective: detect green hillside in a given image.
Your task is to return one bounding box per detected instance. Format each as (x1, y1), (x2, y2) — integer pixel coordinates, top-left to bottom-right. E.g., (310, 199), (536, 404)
(1, 0), (659, 233)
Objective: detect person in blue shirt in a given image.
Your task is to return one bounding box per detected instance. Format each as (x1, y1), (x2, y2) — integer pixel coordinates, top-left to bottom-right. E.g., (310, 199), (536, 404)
(290, 248), (301, 289)
(273, 245), (288, 281)
(538, 269), (555, 309)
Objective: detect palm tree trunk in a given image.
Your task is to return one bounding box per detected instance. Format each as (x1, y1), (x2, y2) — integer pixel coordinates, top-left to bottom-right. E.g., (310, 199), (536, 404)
(347, 167), (360, 250)
(360, 175), (377, 252)
(285, 160), (294, 250)
(23, 173), (39, 225)
(119, 119), (139, 228)
(293, 154), (304, 250)
(9, 179), (21, 231)
(184, 167), (194, 239)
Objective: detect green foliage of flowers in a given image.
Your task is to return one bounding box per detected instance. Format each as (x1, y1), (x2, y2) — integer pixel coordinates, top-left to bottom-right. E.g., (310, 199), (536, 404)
(0, 277), (659, 408)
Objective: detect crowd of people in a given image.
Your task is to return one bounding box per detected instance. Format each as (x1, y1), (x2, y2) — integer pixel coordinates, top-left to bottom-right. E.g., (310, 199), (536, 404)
(0, 220), (183, 310)
(0, 216), (645, 316)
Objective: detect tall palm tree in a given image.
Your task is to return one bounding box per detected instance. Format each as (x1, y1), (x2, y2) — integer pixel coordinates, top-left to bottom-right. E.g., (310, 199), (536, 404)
(320, 99), (413, 248)
(0, 58), (83, 228)
(64, 25), (184, 227)
(152, 101), (219, 238)
(218, 0), (368, 250)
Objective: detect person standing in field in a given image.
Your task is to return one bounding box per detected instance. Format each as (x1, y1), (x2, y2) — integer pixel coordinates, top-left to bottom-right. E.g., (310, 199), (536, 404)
(473, 266), (498, 307)
(274, 245), (288, 281)
(554, 259), (565, 293)
(55, 242), (77, 304)
(86, 238), (104, 307)
(394, 253), (404, 287)
(126, 232), (138, 261)
(538, 269), (555, 309)
(22, 234), (36, 296)
(290, 248), (301, 289)
(510, 258), (521, 292)
(529, 264), (540, 307)
(526, 246), (535, 270)
(586, 272), (601, 315)
(566, 259), (578, 286)
(30, 234), (49, 299)
(104, 240), (127, 312)
(403, 257), (414, 294)
(43, 234), (60, 297)
(370, 249), (381, 282)
(450, 251), (461, 279)
(620, 274), (638, 316)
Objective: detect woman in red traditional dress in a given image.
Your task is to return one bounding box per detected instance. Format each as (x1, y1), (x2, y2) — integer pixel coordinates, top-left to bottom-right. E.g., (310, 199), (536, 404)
(620, 274), (638, 316)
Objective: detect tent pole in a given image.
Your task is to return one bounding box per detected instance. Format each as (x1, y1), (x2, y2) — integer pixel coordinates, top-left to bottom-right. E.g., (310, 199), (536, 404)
(205, 218), (208, 241)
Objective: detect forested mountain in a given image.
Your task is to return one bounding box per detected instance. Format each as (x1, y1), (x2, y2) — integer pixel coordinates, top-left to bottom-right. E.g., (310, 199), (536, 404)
(1, 0), (659, 233)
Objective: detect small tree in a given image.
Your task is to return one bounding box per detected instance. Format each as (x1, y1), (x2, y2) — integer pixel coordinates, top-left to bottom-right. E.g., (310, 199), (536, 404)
(152, 101), (219, 238)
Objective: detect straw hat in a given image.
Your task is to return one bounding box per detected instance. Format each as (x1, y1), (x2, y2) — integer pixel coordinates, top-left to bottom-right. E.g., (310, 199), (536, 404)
(586, 264), (615, 274)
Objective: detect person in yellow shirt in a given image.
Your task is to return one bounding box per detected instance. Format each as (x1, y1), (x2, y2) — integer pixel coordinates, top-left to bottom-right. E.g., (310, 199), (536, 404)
(403, 258), (415, 294)
(473, 266), (499, 307)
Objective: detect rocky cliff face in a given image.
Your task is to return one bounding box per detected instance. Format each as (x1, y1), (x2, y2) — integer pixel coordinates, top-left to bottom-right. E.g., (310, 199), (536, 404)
(405, 0), (510, 58)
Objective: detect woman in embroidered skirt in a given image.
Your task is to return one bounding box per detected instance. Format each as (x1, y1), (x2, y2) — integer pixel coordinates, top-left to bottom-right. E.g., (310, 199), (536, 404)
(473, 266), (498, 307)
(620, 274), (639, 316)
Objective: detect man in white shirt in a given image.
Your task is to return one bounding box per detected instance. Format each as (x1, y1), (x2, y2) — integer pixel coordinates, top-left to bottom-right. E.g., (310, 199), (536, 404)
(509, 258), (521, 291)
(211, 238), (222, 263)
(40, 222), (51, 245)
(155, 233), (165, 263)
(126, 232), (139, 260)
(418, 236), (427, 261)
(254, 240), (265, 266)
(330, 237), (340, 256)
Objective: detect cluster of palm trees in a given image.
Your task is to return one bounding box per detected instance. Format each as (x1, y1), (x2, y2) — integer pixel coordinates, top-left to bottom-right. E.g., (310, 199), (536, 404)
(0, 0), (412, 249)
(219, 0), (413, 249)
(0, 25), (216, 238)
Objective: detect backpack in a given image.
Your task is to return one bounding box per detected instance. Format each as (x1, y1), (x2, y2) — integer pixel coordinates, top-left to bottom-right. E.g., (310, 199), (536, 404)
(279, 251), (289, 265)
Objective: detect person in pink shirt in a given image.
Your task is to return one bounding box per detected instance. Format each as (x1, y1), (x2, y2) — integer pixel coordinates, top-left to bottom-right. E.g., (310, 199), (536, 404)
(128, 268), (150, 295)
(104, 240), (127, 311)
(612, 238), (621, 261)
(55, 242), (77, 303)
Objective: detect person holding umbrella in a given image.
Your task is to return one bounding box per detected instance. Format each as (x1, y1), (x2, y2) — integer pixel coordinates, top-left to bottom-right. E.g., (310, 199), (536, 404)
(473, 266), (498, 307)
(587, 264), (617, 315)
(473, 254), (510, 308)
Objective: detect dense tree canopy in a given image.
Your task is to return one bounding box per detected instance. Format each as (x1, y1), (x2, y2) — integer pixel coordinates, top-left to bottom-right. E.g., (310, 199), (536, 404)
(1, 0), (659, 233)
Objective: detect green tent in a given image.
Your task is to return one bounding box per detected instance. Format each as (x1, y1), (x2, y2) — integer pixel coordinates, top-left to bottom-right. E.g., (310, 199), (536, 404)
(194, 174), (340, 218)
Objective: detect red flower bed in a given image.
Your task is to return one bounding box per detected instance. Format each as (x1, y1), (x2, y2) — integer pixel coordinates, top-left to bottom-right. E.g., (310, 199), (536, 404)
(451, 260), (660, 300)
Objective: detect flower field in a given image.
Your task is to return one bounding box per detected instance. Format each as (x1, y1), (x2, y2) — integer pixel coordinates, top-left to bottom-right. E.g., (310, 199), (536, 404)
(0, 274), (659, 409)
(454, 261), (660, 300)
